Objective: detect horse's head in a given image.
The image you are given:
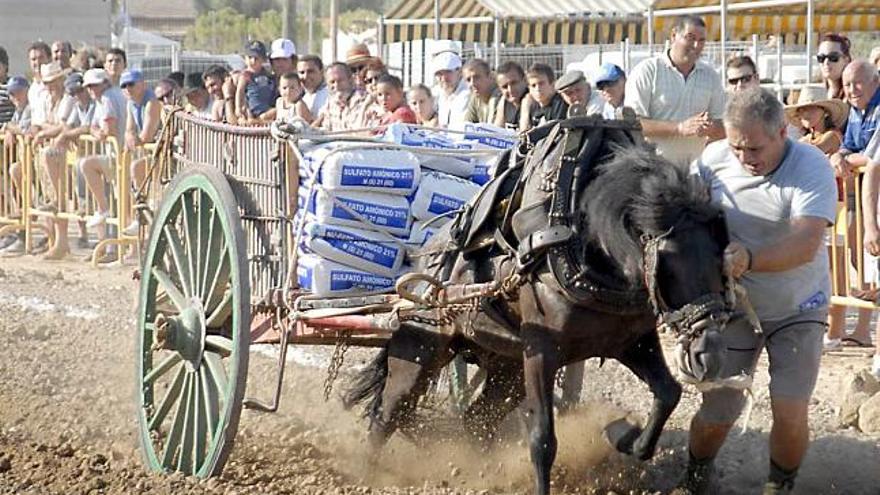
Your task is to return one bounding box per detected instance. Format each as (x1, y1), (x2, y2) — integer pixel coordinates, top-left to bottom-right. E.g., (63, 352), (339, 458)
(640, 207), (731, 382)
(584, 147), (731, 382)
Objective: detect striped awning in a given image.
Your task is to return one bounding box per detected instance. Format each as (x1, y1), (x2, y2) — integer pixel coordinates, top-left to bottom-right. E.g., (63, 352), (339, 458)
(382, 0), (880, 44)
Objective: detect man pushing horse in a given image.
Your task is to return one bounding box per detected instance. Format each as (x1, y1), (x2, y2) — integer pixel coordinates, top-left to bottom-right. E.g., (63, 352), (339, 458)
(682, 88), (837, 494)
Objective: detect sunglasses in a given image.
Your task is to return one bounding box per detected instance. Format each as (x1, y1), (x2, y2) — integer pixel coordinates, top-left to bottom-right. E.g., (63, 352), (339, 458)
(727, 74), (755, 86)
(816, 52), (843, 64)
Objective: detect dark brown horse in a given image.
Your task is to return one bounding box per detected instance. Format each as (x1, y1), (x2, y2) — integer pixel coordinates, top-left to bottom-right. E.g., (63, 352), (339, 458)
(344, 124), (731, 495)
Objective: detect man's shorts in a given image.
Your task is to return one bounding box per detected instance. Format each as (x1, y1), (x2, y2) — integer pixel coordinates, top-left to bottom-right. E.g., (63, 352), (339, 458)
(697, 309), (827, 424)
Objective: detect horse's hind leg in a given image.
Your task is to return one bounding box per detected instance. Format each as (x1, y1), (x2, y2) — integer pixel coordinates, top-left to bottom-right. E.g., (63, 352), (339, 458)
(463, 356), (525, 446)
(368, 325), (454, 450)
(611, 330), (682, 461)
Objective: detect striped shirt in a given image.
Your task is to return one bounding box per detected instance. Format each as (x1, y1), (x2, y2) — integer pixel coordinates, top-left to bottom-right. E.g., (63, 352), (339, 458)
(0, 79), (13, 125)
(625, 51), (725, 163)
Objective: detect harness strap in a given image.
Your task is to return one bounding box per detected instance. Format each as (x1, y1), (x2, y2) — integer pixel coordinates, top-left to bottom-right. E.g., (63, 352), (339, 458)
(516, 225), (572, 269)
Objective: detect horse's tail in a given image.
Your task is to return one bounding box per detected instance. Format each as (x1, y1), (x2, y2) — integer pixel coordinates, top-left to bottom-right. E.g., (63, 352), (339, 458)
(342, 347), (389, 420)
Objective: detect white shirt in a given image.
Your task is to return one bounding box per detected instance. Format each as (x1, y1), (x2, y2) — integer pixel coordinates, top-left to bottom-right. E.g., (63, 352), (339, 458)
(625, 51), (725, 163)
(303, 83), (329, 118)
(28, 80), (47, 126)
(435, 78), (470, 128)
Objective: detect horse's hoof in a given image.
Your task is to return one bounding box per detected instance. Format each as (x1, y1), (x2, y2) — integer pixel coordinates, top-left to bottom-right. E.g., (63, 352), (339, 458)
(602, 418), (642, 455)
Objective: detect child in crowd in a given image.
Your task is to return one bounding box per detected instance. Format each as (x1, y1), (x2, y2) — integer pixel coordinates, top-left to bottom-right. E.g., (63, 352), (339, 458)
(375, 74), (417, 127)
(274, 71), (307, 123)
(407, 84), (437, 127)
(236, 40), (277, 123)
(785, 85), (847, 156)
(0, 76), (31, 252)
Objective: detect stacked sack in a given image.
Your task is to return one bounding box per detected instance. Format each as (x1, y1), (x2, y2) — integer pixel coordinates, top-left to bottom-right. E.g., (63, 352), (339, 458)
(295, 123), (516, 297)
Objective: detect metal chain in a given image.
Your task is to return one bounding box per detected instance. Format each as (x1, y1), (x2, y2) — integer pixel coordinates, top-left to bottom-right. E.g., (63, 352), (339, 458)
(323, 333), (350, 401)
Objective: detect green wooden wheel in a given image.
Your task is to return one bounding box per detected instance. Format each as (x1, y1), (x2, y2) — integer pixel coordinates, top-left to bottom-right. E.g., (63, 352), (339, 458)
(136, 165), (250, 477)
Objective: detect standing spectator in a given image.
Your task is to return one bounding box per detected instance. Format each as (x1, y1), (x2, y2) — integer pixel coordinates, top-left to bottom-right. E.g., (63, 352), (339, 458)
(345, 43), (375, 95)
(59, 71), (94, 250)
(817, 34), (851, 101)
(103, 48), (127, 87)
(79, 68), (126, 246)
(375, 74), (417, 126)
(493, 61), (527, 130)
(519, 63), (567, 132)
(120, 69), (160, 235)
(269, 38), (297, 79)
(554, 70), (605, 117)
(826, 60), (880, 350)
(592, 63), (627, 119)
(201, 64), (228, 122)
(27, 42), (51, 133)
(462, 58), (500, 124)
(154, 78), (180, 107)
(0, 46), (13, 125)
(625, 15), (725, 163)
(684, 87), (836, 495)
(312, 62), (367, 132)
(407, 84), (437, 127)
(274, 71), (307, 123)
(298, 55), (328, 123)
(236, 40), (277, 122)
(52, 41), (73, 69)
(725, 55), (760, 92)
(0, 76), (31, 254)
(184, 72), (212, 119)
(431, 50), (469, 128)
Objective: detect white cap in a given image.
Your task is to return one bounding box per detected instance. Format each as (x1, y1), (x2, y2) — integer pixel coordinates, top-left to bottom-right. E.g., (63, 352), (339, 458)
(270, 38), (296, 59)
(83, 68), (109, 86)
(431, 50), (462, 75)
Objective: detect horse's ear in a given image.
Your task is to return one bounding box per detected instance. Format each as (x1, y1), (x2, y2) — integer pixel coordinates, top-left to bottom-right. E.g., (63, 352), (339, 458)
(710, 211), (729, 250)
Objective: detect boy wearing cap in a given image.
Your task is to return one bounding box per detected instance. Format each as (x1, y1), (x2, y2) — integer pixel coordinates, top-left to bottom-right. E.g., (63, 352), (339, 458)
(432, 50), (470, 128)
(592, 63), (627, 119)
(183, 71), (213, 120)
(120, 69), (161, 234)
(236, 40), (277, 122)
(0, 74), (32, 253)
(269, 38), (297, 81)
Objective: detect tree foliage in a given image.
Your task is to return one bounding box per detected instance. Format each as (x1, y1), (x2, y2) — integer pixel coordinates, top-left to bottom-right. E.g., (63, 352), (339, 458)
(193, 0), (277, 18)
(184, 6), (320, 54)
(339, 8), (379, 34)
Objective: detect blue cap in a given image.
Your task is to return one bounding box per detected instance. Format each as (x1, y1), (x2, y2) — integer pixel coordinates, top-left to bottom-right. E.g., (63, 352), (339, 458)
(245, 40), (267, 59)
(7, 75), (28, 93)
(120, 69), (144, 87)
(64, 72), (84, 94)
(592, 63), (625, 86)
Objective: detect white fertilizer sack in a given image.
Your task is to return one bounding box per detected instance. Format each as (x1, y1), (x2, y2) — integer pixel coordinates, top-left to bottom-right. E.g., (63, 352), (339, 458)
(407, 219), (445, 246)
(307, 187), (412, 236)
(448, 122), (518, 150)
(318, 148), (420, 195)
(304, 222), (405, 276)
(296, 254), (396, 297)
(411, 171), (481, 221)
(381, 123), (475, 178)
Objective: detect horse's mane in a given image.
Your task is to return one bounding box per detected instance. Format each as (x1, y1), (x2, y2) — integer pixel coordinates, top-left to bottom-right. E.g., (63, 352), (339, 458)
(582, 147), (718, 279)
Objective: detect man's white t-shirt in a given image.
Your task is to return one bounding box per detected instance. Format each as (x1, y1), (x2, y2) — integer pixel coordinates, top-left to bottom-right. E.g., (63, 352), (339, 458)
(435, 78), (470, 128)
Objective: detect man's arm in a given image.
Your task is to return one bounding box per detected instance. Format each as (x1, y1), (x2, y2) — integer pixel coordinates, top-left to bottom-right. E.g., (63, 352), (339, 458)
(726, 217), (828, 277)
(864, 161), (880, 255)
(140, 99), (162, 144)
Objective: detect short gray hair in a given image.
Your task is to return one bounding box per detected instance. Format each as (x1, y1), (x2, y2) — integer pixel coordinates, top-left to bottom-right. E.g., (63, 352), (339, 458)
(723, 87), (785, 135)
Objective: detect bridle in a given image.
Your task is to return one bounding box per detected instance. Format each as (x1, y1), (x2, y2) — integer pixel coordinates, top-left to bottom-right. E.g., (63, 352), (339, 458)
(641, 223), (735, 340)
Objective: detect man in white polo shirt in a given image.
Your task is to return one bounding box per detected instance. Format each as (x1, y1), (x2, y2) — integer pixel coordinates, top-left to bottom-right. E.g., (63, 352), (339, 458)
(432, 50), (470, 128)
(625, 15), (725, 163)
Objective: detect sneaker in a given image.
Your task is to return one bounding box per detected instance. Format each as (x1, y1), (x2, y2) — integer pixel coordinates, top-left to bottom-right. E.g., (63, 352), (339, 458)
(823, 336), (842, 352)
(1, 238), (25, 256)
(872, 355), (880, 379)
(0, 235), (16, 251)
(122, 220), (139, 237)
(37, 201), (57, 213)
(76, 236), (91, 249)
(86, 210), (109, 228)
(763, 480), (794, 494)
(30, 237), (49, 254)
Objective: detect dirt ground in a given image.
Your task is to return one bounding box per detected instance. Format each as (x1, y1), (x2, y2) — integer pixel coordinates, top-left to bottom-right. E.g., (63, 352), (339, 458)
(0, 256), (878, 494)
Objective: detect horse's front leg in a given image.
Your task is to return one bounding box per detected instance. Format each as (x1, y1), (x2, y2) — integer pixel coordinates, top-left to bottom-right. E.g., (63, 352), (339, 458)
(521, 326), (561, 495)
(610, 329), (682, 460)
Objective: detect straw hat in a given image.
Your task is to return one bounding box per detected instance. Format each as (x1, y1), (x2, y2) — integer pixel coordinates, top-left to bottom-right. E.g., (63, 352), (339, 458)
(784, 84), (848, 129)
(345, 43), (374, 66)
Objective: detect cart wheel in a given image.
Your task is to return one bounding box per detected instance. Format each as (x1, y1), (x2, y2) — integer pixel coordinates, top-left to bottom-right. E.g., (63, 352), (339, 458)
(136, 165), (250, 477)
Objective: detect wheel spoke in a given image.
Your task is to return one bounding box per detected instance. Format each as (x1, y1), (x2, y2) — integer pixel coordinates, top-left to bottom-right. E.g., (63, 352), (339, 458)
(178, 373), (196, 474)
(152, 267), (187, 314)
(200, 366), (220, 441)
(203, 244), (230, 310)
(195, 191), (212, 297)
(193, 374), (207, 473)
(181, 192), (199, 299)
(203, 352), (229, 401)
(148, 366), (186, 431)
(206, 290), (232, 328)
(199, 206), (222, 302)
(204, 335), (233, 357)
(161, 371), (192, 469)
(144, 353), (183, 385)
(163, 225), (193, 299)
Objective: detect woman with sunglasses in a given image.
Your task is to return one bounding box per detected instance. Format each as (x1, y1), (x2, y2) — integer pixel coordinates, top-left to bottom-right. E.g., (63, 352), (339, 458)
(817, 33), (852, 101)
